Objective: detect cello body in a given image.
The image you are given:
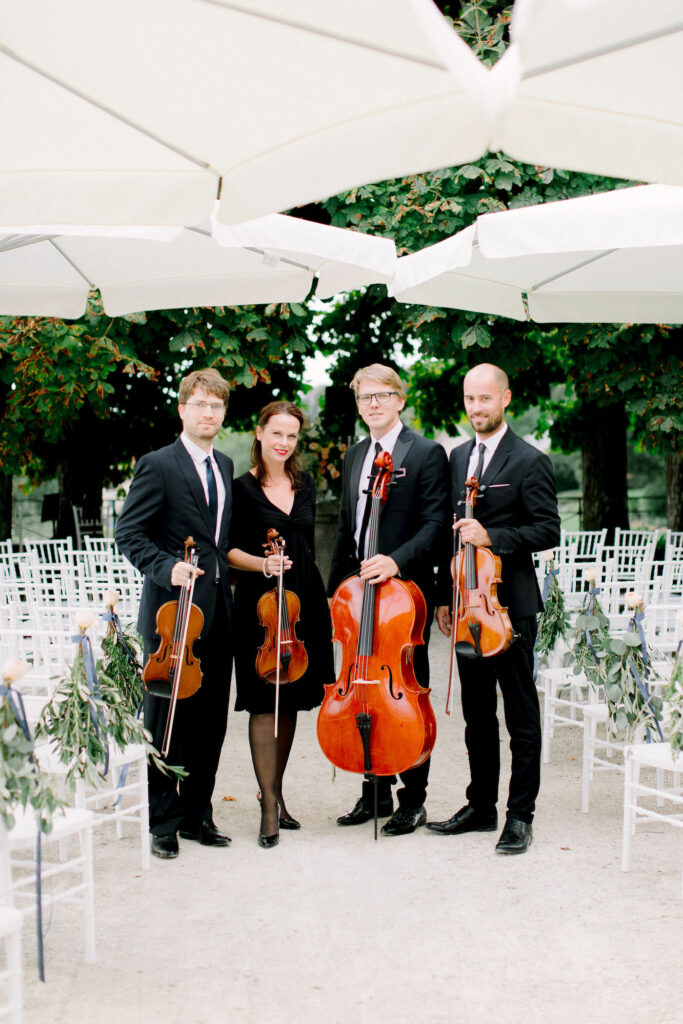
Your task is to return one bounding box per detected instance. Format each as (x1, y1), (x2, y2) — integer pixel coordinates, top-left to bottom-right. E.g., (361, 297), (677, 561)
(317, 451), (436, 778)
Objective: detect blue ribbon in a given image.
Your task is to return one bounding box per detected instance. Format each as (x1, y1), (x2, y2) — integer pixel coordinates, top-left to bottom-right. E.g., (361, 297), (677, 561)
(0, 684), (45, 982)
(71, 633), (109, 776)
(541, 566), (559, 604)
(628, 610), (664, 742)
(582, 586), (602, 664)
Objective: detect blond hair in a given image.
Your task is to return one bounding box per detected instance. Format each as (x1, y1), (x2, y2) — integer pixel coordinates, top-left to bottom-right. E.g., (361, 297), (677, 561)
(349, 364), (406, 402)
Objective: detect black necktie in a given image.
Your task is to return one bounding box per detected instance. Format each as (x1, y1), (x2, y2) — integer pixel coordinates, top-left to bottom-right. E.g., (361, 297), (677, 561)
(473, 442), (486, 482)
(204, 456), (218, 531)
(357, 441), (382, 560)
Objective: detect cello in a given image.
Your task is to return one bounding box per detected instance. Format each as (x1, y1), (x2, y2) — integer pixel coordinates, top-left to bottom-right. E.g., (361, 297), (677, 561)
(256, 528), (308, 736)
(317, 450), (436, 811)
(445, 476), (514, 713)
(142, 536), (204, 756)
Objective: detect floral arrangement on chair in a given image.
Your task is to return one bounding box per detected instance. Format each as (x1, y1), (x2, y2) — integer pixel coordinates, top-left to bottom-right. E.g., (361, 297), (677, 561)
(535, 550), (570, 661)
(600, 593), (663, 741)
(564, 566), (611, 689)
(100, 590), (143, 715)
(36, 607), (185, 789)
(0, 658), (63, 833)
(662, 610), (683, 755)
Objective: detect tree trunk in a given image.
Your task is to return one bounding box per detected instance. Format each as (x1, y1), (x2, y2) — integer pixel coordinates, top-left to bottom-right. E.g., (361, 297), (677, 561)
(581, 399), (629, 543)
(666, 452), (683, 530)
(0, 474), (12, 540)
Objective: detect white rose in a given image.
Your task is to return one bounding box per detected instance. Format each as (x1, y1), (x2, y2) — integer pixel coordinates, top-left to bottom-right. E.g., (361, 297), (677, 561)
(584, 566), (598, 582)
(73, 609), (96, 631)
(540, 550), (555, 563)
(103, 590), (121, 608)
(2, 657), (28, 683)
(625, 592), (643, 609)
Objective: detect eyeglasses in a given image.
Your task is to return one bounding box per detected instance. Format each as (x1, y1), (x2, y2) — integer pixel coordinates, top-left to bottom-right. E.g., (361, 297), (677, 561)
(184, 401), (225, 412)
(356, 391), (399, 407)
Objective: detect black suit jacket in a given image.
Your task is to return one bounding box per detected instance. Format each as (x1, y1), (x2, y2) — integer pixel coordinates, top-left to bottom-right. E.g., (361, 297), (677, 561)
(115, 438), (234, 639)
(437, 427), (561, 620)
(327, 424), (449, 603)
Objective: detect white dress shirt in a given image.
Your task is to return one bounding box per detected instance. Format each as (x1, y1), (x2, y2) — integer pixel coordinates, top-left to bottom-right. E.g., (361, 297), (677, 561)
(354, 419), (404, 557)
(180, 433), (226, 543)
(466, 423), (508, 480)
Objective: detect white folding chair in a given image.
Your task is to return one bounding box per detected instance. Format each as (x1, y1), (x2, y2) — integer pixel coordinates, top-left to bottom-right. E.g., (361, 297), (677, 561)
(539, 665), (600, 763)
(0, 906), (22, 1024)
(0, 807), (96, 964)
(664, 529), (683, 563)
(622, 742), (683, 898)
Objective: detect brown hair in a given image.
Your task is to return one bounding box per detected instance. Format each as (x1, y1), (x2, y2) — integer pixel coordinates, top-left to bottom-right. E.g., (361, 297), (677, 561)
(349, 363), (406, 403)
(178, 368), (231, 406)
(251, 401), (305, 489)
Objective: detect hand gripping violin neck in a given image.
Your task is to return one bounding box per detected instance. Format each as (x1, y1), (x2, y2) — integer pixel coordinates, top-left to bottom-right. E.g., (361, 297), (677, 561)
(142, 536), (204, 756)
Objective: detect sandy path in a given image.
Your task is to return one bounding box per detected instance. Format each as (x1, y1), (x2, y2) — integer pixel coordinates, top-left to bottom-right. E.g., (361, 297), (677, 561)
(19, 629), (682, 1024)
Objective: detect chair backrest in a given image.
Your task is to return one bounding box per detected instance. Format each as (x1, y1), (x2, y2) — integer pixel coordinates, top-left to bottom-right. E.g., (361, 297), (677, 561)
(607, 528), (658, 581)
(560, 528), (607, 561)
(24, 538), (75, 565)
(664, 529), (683, 562)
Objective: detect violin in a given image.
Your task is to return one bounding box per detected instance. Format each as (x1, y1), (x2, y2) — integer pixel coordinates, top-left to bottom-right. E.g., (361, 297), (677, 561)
(445, 476), (514, 712)
(317, 450), (436, 801)
(255, 528), (308, 686)
(256, 528), (308, 737)
(142, 536), (204, 756)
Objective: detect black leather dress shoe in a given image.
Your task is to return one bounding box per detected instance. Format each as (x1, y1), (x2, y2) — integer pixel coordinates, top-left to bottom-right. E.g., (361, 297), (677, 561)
(337, 796), (394, 826)
(278, 813), (301, 830)
(495, 817), (533, 855)
(426, 804), (498, 835)
(380, 806), (427, 836)
(151, 834), (179, 859)
(179, 820), (231, 847)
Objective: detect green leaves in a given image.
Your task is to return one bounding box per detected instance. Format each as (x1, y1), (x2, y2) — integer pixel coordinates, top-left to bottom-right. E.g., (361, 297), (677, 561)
(0, 692), (65, 834)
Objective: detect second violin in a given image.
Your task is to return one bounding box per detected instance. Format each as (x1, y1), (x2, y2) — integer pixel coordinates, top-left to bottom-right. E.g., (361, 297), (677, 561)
(255, 528), (308, 686)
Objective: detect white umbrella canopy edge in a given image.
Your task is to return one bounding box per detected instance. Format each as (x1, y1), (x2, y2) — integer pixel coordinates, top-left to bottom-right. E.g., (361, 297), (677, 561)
(2, 0), (494, 227)
(489, 0), (683, 186)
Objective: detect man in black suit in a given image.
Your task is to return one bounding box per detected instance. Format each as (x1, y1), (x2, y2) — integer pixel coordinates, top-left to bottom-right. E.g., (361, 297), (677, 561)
(428, 363), (561, 854)
(327, 363), (448, 836)
(115, 368), (234, 860)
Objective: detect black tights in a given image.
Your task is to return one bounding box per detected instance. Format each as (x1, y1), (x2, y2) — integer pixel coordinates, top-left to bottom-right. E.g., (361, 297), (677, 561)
(248, 711), (297, 836)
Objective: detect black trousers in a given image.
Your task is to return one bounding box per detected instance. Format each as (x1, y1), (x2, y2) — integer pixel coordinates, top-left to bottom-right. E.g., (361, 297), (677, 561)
(364, 613), (433, 811)
(456, 615), (541, 823)
(143, 594), (232, 836)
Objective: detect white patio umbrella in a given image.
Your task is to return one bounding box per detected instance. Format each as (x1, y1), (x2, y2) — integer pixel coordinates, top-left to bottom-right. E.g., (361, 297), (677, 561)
(0, 0), (492, 227)
(0, 214), (396, 319)
(490, 0), (683, 186)
(389, 184), (683, 323)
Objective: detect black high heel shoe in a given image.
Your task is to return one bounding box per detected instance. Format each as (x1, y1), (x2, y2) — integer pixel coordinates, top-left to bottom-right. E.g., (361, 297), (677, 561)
(257, 791), (300, 831)
(258, 801), (280, 849)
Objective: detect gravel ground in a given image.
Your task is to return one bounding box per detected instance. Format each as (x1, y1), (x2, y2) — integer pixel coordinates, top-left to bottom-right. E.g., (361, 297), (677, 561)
(19, 628), (682, 1024)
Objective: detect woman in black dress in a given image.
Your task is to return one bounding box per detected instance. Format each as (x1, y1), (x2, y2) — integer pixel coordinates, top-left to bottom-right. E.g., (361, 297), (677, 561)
(228, 401), (334, 848)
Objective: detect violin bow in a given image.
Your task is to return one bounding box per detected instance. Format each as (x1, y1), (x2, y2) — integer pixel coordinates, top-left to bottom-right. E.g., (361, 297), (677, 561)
(273, 544), (285, 739)
(162, 539), (199, 757)
(445, 515), (463, 716)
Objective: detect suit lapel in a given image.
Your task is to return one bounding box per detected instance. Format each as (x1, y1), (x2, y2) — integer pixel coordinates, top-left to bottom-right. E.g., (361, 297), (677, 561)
(482, 427), (515, 486)
(174, 439), (214, 534)
(214, 452), (233, 545)
(348, 438), (372, 529)
(391, 424), (413, 475)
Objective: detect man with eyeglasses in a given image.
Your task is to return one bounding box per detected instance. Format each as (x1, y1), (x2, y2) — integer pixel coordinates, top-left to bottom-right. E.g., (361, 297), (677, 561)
(327, 363), (448, 835)
(116, 368), (234, 859)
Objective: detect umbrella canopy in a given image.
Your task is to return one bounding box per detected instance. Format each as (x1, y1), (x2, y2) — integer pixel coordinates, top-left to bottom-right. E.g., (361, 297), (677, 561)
(490, 0), (683, 185)
(0, 215), (396, 319)
(0, 0), (492, 227)
(389, 184), (683, 323)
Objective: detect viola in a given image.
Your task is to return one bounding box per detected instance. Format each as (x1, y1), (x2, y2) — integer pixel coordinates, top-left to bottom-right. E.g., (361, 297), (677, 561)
(255, 528), (308, 687)
(142, 536), (204, 756)
(317, 450), (436, 788)
(450, 476), (513, 661)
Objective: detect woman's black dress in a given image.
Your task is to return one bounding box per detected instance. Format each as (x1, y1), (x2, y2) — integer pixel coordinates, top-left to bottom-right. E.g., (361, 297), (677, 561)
(230, 471), (335, 714)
